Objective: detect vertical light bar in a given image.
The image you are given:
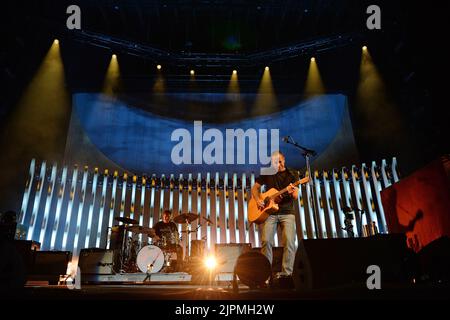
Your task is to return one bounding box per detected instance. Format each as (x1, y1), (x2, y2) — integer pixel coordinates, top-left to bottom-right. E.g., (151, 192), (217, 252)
(341, 168), (358, 237)
(85, 168), (99, 248)
(380, 159), (391, 188)
(119, 173), (128, 220)
(96, 169), (109, 248)
(149, 174), (156, 228)
(73, 166), (89, 253)
(224, 172), (230, 243)
(296, 182), (308, 240)
(331, 169), (345, 237)
(38, 163), (57, 247)
(242, 173), (250, 244)
(138, 176), (146, 243)
(62, 165), (79, 249)
(197, 173), (202, 240)
(27, 161), (47, 241)
(187, 174), (192, 252)
(20, 159), (36, 224)
(176, 174), (183, 236)
(371, 161), (388, 233)
(322, 171), (337, 238)
(304, 175), (317, 239)
(106, 171), (119, 249)
(170, 174), (175, 210)
(51, 166), (68, 249)
(313, 170), (326, 238)
(361, 164), (379, 226)
(251, 173), (259, 246)
(215, 172), (220, 243)
(130, 175), (137, 221)
(206, 172), (211, 250)
(391, 157), (400, 183)
(233, 173), (239, 242)
(351, 165), (367, 227)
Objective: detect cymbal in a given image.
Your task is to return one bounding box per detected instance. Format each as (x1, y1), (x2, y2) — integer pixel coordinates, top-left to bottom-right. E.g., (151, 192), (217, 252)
(173, 213), (199, 224)
(114, 216), (138, 225)
(126, 225), (156, 237)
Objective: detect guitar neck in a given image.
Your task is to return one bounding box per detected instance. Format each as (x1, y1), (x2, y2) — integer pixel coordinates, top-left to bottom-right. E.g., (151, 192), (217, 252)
(270, 177), (308, 199)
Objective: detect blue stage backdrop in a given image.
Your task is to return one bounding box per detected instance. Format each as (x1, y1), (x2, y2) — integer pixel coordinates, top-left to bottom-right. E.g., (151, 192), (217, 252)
(64, 93), (359, 175)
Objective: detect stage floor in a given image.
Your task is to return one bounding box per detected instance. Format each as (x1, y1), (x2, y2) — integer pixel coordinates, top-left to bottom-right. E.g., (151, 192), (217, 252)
(4, 282), (450, 301)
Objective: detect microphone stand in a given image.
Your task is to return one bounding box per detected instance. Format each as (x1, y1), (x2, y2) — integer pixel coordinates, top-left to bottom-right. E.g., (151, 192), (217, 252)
(283, 137), (320, 238)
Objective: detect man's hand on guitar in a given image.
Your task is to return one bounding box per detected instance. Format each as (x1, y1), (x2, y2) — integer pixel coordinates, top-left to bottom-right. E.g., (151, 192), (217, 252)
(287, 183), (298, 198)
(257, 199), (265, 210)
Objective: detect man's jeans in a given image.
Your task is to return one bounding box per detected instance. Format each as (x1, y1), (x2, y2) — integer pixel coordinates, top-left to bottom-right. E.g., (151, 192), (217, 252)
(261, 214), (296, 275)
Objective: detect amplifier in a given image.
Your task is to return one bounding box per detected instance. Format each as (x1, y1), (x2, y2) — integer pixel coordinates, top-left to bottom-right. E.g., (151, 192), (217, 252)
(215, 243), (251, 273)
(78, 248), (114, 275)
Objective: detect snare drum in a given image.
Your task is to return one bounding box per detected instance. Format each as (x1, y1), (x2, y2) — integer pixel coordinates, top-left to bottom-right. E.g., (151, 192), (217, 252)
(136, 245), (164, 273)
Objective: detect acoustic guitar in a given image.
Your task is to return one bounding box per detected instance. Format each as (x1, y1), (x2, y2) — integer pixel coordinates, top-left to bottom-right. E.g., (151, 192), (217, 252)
(248, 176), (310, 224)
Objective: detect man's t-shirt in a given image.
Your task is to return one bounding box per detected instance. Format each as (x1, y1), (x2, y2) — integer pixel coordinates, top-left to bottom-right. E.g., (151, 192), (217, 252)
(255, 168), (299, 215)
(153, 221), (178, 238)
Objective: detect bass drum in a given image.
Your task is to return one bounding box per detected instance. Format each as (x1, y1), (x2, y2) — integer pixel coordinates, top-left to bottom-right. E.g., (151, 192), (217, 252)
(136, 245), (164, 273)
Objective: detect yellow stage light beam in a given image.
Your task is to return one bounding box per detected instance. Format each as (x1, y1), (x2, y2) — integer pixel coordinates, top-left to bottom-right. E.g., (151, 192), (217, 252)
(304, 56), (325, 97)
(0, 39), (70, 204)
(356, 46), (407, 154)
(102, 53), (121, 96)
(254, 66), (278, 114)
(227, 69), (241, 102)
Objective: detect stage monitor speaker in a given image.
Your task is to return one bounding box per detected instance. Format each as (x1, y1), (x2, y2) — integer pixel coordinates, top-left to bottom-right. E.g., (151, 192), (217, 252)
(252, 246), (283, 273)
(78, 248), (114, 275)
(235, 251), (271, 289)
(215, 243), (251, 273)
(29, 251), (72, 284)
(293, 234), (410, 291)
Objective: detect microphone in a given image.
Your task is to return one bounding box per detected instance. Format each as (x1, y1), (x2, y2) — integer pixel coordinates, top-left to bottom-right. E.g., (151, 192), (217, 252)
(282, 136), (290, 143)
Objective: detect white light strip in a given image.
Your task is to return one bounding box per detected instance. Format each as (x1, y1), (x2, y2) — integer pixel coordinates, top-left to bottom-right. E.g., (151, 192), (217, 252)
(206, 172), (211, 250)
(323, 172), (337, 238)
(51, 166), (67, 249)
(313, 172), (327, 238)
(297, 183), (308, 240)
(242, 173), (250, 244)
(215, 172), (220, 243)
(39, 163), (57, 248)
(62, 166), (79, 249)
(371, 162), (388, 233)
(138, 177), (146, 243)
(224, 172), (230, 244)
(27, 161), (46, 241)
(233, 173), (239, 242)
(85, 168), (99, 248)
(19, 159), (35, 225)
(331, 169), (345, 237)
(361, 164), (379, 227)
(197, 173), (202, 240)
(73, 167), (89, 254)
(106, 171), (118, 249)
(119, 173), (128, 220)
(96, 171), (109, 248)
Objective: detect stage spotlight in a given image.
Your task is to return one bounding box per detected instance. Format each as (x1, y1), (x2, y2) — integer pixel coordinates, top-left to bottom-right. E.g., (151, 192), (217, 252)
(190, 69), (195, 75)
(265, 66), (269, 71)
(233, 70), (237, 75)
(112, 54), (117, 59)
(54, 39), (59, 45)
(204, 255), (217, 271)
(157, 64), (162, 70)
(362, 45), (368, 51)
(311, 57), (315, 62)
(234, 251), (271, 289)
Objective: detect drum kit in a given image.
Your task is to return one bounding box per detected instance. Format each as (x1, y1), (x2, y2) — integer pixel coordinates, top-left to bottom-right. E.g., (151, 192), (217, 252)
(111, 213), (212, 275)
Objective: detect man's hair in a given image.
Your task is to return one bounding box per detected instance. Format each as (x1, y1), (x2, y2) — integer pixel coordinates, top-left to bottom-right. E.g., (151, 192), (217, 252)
(271, 151), (285, 159)
(163, 209), (171, 215)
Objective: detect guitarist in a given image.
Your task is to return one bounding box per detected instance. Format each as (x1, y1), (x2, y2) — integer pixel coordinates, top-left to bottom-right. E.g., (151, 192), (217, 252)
(251, 151), (299, 277)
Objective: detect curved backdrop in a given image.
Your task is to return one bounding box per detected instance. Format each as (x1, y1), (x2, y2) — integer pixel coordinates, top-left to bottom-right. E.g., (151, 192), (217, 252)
(64, 92), (358, 175)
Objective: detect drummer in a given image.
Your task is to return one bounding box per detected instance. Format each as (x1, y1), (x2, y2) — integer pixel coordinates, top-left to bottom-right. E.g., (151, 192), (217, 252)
(153, 209), (178, 243)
